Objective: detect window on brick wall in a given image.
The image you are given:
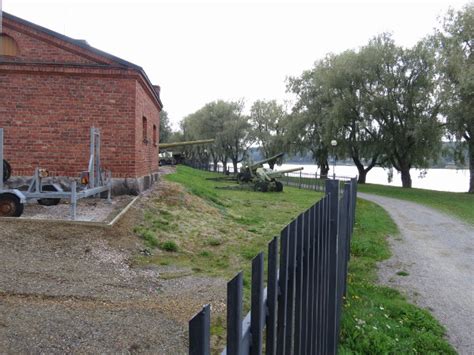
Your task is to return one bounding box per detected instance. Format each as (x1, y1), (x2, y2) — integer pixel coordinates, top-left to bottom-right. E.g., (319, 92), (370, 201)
(142, 116), (148, 144)
(0, 34), (19, 56)
(153, 124), (157, 146)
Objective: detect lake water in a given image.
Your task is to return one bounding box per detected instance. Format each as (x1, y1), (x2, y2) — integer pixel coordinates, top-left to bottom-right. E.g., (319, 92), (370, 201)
(276, 164), (470, 193)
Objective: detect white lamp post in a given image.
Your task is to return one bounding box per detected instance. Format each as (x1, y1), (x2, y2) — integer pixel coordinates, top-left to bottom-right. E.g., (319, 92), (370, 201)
(331, 139), (337, 179)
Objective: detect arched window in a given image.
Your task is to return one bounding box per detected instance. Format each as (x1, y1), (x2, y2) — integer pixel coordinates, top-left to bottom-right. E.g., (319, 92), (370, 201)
(0, 34), (19, 56)
(153, 124), (157, 146)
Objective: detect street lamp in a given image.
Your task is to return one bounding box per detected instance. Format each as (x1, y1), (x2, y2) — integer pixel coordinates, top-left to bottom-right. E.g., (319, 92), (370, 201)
(331, 139), (337, 179)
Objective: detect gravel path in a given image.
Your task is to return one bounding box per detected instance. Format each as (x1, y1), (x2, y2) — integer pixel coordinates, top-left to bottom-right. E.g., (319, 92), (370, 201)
(358, 193), (474, 354)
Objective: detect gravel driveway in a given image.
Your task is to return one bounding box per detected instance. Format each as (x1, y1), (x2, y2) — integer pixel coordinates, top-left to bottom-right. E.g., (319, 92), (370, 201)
(358, 193), (474, 354)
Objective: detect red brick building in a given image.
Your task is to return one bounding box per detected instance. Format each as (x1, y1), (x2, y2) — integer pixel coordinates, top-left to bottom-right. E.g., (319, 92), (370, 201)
(0, 12), (162, 193)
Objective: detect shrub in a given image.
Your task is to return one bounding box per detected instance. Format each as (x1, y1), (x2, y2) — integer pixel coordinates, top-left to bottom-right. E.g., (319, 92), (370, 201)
(160, 240), (178, 252)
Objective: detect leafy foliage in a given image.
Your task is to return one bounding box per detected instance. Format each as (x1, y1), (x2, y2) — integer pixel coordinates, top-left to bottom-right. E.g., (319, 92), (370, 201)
(249, 100), (289, 168)
(181, 100), (253, 172)
(288, 34), (443, 187)
(159, 110), (173, 143)
(435, 4), (474, 192)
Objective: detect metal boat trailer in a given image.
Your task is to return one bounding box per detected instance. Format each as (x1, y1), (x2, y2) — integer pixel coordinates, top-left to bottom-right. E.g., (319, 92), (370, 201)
(0, 127), (112, 220)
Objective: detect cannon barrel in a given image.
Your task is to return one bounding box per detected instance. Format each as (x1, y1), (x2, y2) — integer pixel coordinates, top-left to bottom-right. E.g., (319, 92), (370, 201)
(249, 152), (285, 168)
(267, 166), (304, 177)
(159, 139), (215, 149)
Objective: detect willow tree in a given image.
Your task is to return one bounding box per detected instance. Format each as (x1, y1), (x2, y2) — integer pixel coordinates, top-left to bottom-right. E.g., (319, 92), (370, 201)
(323, 50), (383, 183)
(180, 100), (252, 173)
(249, 100), (288, 169)
(435, 4), (474, 193)
(363, 34), (443, 188)
(289, 52), (382, 182)
(287, 60), (333, 177)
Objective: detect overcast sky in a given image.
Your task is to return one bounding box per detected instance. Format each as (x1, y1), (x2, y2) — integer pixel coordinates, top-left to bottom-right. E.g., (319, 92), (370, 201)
(2, 0), (469, 128)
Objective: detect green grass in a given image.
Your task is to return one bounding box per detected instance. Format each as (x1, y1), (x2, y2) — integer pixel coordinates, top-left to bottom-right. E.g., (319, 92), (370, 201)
(134, 166), (454, 353)
(358, 183), (474, 225)
(396, 271), (410, 277)
(339, 199), (455, 354)
(160, 240), (178, 252)
(134, 166), (321, 286)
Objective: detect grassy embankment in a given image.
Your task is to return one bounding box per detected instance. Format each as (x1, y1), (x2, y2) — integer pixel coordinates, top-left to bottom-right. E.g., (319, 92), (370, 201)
(134, 166), (455, 353)
(358, 183), (474, 225)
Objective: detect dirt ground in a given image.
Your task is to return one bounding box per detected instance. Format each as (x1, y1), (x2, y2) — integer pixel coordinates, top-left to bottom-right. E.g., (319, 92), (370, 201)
(19, 194), (135, 222)
(0, 167), (226, 354)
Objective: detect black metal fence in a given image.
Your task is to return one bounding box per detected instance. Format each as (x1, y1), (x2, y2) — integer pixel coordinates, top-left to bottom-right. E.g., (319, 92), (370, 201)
(188, 176), (357, 355)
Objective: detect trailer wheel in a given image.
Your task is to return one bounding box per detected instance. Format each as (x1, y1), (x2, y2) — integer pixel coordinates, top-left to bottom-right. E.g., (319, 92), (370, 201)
(0, 193), (24, 217)
(38, 185), (61, 206)
(2, 159), (12, 183)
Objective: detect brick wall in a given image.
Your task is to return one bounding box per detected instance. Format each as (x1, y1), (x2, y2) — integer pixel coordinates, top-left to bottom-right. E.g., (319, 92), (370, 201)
(134, 81), (160, 177)
(2, 22), (99, 64)
(0, 69), (139, 178)
(0, 14), (162, 182)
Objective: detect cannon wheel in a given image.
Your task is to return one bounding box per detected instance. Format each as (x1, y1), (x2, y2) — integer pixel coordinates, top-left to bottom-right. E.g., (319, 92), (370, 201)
(275, 181), (283, 192)
(2, 159), (11, 183)
(254, 181), (269, 192)
(237, 172), (252, 184)
(38, 185), (61, 206)
(0, 193), (24, 217)
(237, 173), (246, 183)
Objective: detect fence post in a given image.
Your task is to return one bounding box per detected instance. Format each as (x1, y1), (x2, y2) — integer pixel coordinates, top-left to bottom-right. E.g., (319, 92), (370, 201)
(266, 237), (279, 355)
(294, 213), (305, 354)
(284, 219), (298, 351)
(189, 304), (211, 355)
(277, 227), (289, 355)
(250, 253), (264, 355)
(301, 208), (311, 354)
(325, 179), (340, 354)
(227, 273), (243, 355)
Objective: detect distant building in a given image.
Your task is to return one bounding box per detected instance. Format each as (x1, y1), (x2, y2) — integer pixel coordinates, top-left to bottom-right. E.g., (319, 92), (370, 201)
(0, 12), (162, 193)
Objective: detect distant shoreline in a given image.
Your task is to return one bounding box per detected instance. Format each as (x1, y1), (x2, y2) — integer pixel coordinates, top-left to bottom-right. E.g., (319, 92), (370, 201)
(282, 162), (469, 170)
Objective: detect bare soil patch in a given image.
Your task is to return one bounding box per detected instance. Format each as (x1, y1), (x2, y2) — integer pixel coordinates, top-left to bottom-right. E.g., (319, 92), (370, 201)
(15, 195), (134, 223)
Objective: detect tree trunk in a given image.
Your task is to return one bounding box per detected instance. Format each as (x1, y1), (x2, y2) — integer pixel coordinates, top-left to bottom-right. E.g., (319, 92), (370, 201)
(213, 158), (218, 172)
(268, 160), (275, 170)
(353, 157), (367, 184)
(232, 159), (238, 175)
(401, 168), (412, 188)
(221, 159), (227, 174)
(469, 138), (473, 193)
(320, 160), (329, 178)
(358, 169), (367, 184)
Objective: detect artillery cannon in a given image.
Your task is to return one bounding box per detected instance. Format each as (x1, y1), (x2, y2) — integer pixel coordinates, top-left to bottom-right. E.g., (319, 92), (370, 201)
(237, 152), (284, 183)
(159, 139), (215, 150)
(253, 166), (304, 192)
(159, 139), (214, 165)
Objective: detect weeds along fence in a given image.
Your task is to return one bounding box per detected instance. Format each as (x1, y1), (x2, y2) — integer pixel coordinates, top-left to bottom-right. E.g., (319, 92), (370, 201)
(188, 168), (358, 355)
